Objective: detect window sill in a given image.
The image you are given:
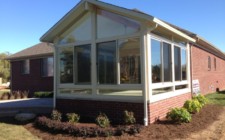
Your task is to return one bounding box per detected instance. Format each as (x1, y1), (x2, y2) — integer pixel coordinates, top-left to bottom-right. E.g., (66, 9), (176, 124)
(150, 88), (191, 103)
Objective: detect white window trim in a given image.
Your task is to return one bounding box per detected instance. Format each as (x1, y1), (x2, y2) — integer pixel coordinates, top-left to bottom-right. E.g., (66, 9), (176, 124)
(149, 33), (191, 103)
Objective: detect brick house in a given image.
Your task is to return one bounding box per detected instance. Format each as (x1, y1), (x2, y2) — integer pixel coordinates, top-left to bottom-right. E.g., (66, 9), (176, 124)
(40, 0), (225, 125)
(7, 42), (54, 97)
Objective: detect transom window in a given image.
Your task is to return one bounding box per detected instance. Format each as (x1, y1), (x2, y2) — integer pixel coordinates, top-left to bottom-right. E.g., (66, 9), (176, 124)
(97, 9), (140, 39)
(58, 13), (92, 45)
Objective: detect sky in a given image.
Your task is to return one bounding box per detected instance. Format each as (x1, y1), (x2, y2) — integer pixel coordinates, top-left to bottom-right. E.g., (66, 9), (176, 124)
(0, 0), (225, 54)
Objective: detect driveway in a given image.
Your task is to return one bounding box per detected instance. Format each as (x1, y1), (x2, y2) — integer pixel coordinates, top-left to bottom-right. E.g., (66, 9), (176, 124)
(0, 98), (53, 108)
(0, 98), (53, 116)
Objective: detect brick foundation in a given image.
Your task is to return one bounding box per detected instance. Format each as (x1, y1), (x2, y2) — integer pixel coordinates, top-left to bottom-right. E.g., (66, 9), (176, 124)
(148, 93), (191, 123)
(56, 99), (144, 124)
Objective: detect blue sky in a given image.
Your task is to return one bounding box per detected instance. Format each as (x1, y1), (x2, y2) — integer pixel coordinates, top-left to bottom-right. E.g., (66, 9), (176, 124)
(0, 0), (225, 54)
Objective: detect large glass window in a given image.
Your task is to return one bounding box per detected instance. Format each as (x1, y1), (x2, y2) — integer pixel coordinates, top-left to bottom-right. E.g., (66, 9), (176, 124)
(97, 9), (140, 39)
(151, 39), (161, 83)
(174, 46), (181, 81)
(60, 47), (74, 83)
(119, 38), (140, 84)
(151, 39), (172, 83)
(174, 47), (187, 81)
(97, 41), (117, 84)
(181, 49), (187, 80)
(21, 59), (30, 74)
(163, 42), (172, 82)
(58, 13), (92, 45)
(74, 45), (91, 84)
(42, 57), (53, 77)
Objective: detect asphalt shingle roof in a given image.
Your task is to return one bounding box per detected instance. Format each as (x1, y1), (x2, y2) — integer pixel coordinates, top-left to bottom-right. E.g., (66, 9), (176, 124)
(7, 42), (53, 60)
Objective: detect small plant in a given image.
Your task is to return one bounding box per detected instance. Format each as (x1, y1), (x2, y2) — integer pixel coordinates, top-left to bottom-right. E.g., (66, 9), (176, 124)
(21, 90), (29, 98)
(124, 110), (136, 125)
(166, 107), (191, 123)
(184, 99), (202, 113)
(51, 110), (62, 121)
(34, 91), (53, 98)
(66, 113), (80, 124)
(192, 95), (208, 107)
(96, 113), (110, 128)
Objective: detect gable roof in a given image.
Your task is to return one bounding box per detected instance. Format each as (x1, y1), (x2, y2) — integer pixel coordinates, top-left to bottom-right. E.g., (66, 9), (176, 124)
(40, 0), (195, 43)
(7, 42), (53, 60)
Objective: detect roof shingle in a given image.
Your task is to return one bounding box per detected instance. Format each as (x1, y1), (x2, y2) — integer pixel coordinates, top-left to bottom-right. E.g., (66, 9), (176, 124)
(7, 42), (53, 60)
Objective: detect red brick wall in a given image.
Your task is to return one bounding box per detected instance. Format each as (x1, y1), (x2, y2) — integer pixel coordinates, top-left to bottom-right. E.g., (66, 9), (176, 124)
(148, 93), (191, 123)
(191, 45), (225, 95)
(11, 58), (53, 97)
(56, 99), (144, 124)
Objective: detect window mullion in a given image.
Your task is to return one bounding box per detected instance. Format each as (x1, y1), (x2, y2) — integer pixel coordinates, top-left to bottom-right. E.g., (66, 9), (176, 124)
(161, 42), (164, 83)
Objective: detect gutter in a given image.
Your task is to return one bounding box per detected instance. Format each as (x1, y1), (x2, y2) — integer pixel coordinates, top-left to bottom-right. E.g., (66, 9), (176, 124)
(143, 24), (158, 126)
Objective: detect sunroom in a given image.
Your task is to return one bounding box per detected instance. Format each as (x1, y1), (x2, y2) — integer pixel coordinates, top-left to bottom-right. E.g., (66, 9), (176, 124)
(41, 0), (195, 125)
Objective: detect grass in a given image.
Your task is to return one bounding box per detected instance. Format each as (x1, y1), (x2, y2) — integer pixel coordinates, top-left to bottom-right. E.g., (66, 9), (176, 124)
(205, 91), (225, 106)
(0, 123), (40, 140)
(0, 89), (10, 94)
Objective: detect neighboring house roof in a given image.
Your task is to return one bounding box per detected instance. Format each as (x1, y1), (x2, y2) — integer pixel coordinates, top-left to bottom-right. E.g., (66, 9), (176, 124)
(7, 42), (53, 60)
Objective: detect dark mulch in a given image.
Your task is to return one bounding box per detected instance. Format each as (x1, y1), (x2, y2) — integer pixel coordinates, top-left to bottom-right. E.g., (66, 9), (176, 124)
(0, 104), (223, 140)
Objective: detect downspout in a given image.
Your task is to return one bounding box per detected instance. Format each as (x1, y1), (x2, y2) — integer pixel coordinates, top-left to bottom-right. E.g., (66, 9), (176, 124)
(143, 23), (158, 126)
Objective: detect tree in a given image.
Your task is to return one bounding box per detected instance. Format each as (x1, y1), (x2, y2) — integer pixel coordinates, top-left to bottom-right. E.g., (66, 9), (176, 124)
(0, 52), (10, 83)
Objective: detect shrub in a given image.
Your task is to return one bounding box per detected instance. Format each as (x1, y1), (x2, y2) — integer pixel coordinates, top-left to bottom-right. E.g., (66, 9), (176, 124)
(124, 110), (136, 125)
(66, 113), (80, 124)
(184, 99), (202, 113)
(192, 95), (208, 107)
(35, 116), (141, 137)
(96, 113), (110, 128)
(51, 110), (62, 121)
(166, 107), (191, 123)
(34, 91), (53, 98)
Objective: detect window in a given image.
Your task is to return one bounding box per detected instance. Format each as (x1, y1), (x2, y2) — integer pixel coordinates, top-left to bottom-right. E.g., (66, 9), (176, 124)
(151, 39), (161, 83)
(60, 47), (74, 83)
(174, 47), (181, 81)
(58, 13), (92, 45)
(97, 38), (141, 85)
(97, 9), (140, 39)
(119, 38), (141, 84)
(174, 47), (187, 81)
(74, 44), (91, 84)
(42, 57), (53, 77)
(151, 39), (172, 83)
(214, 58), (216, 70)
(208, 56), (211, 70)
(182, 49), (187, 80)
(21, 59), (30, 74)
(163, 42), (172, 82)
(151, 36), (189, 97)
(97, 41), (117, 84)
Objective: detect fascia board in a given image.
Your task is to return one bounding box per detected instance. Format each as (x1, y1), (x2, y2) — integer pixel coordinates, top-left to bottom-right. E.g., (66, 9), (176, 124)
(153, 18), (196, 42)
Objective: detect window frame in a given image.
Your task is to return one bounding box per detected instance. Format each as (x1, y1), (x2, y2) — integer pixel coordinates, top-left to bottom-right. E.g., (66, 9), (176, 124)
(21, 59), (30, 75)
(41, 57), (54, 77)
(214, 57), (216, 71)
(208, 56), (211, 71)
(150, 33), (190, 103)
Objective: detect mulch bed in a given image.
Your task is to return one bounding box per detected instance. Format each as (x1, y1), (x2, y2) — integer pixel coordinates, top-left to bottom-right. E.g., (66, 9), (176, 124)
(0, 104), (223, 140)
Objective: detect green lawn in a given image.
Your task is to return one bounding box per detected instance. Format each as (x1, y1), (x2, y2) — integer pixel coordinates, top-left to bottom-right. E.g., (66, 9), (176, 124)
(0, 123), (40, 140)
(205, 91), (225, 106)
